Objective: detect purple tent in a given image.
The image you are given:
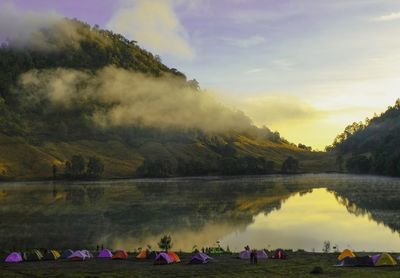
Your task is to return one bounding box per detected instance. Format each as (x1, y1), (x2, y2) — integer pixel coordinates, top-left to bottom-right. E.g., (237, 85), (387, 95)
(239, 250), (268, 260)
(371, 254), (380, 265)
(239, 250), (251, 259)
(82, 250), (93, 259)
(154, 252), (173, 264)
(397, 256), (400, 262)
(98, 249), (113, 259)
(256, 250), (268, 259)
(5, 252), (23, 263)
(189, 252), (214, 264)
(68, 250), (87, 261)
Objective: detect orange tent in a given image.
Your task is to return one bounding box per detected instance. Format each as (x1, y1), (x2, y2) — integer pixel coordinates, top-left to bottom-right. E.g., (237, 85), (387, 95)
(338, 249), (355, 261)
(136, 250), (148, 259)
(167, 251), (181, 263)
(112, 250), (129, 260)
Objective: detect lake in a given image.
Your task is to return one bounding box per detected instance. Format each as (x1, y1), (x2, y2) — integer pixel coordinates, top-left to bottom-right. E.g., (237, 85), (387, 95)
(0, 174), (400, 252)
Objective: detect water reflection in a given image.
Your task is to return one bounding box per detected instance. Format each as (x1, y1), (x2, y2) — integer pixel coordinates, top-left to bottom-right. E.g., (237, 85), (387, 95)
(0, 174), (399, 252)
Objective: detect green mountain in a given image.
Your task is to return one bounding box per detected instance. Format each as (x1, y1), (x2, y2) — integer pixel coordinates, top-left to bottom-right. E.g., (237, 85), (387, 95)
(0, 19), (331, 180)
(329, 99), (400, 176)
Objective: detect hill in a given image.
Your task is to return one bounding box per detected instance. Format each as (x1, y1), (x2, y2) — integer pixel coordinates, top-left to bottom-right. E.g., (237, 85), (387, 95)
(328, 99), (400, 176)
(0, 19), (331, 180)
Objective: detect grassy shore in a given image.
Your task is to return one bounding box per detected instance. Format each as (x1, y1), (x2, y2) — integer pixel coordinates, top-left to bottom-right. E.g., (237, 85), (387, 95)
(1, 251), (399, 277)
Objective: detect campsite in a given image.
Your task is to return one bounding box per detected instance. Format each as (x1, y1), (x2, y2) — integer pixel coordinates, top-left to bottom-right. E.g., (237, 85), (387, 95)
(1, 250), (400, 277)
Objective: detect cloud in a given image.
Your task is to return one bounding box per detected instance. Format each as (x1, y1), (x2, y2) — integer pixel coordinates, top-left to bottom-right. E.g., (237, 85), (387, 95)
(244, 68), (265, 75)
(222, 35), (266, 48)
(107, 0), (195, 59)
(0, 2), (96, 51)
(238, 95), (323, 126)
(18, 66), (253, 133)
(372, 11), (400, 21)
(0, 2), (60, 47)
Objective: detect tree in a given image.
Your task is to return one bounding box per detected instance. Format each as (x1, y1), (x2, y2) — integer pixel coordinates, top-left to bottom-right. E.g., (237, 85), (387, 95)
(281, 156), (299, 173)
(187, 79), (200, 91)
(65, 155), (85, 178)
(346, 155), (371, 174)
(336, 155), (343, 172)
(86, 156), (104, 178)
(158, 235), (173, 252)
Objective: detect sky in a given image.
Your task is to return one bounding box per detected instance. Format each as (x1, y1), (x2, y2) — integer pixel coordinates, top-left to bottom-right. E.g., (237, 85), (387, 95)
(4, 0), (400, 149)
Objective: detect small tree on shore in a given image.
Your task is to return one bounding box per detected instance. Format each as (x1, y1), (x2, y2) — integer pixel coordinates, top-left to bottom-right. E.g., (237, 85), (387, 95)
(323, 240), (331, 253)
(158, 235), (173, 252)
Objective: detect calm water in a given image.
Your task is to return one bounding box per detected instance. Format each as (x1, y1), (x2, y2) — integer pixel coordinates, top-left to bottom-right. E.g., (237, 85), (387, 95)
(1, 174), (400, 252)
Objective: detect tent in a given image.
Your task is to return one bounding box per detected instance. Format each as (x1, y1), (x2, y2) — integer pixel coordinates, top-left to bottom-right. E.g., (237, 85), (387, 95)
(167, 251), (181, 263)
(136, 250), (148, 259)
(373, 253), (397, 267)
(339, 256), (373, 267)
(23, 249), (43, 262)
(154, 252), (173, 265)
(371, 254), (380, 265)
(68, 251), (87, 261)
(239, 250), (250, 260)
(5, 252), (23, 263)
(256, 250), (268, 260)
(43, 250), (61, 261)
(397, 256), (400, 262)
(112, 249), (128, 260)
(272, 249), (287, 259)
(189, 252), (214, 264)
(239, 250), (267, 260)
(148, 251), (157, 260)
(338, 249), (355, 261)
(98, 249), (113, 259)
(60, 249), (74, 259)
(82, 250), (93, 259)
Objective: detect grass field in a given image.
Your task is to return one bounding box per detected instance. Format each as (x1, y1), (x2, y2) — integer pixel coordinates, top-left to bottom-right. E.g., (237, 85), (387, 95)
(1, 251), (399, 277)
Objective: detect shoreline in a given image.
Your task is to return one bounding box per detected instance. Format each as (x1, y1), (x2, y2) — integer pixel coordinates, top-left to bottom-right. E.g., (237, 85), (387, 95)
(1, 251), (399, 277)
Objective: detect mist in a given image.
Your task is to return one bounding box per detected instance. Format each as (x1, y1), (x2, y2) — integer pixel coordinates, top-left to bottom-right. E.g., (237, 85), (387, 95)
(0, 2), (96, 50)
(19, 66), (254, 133)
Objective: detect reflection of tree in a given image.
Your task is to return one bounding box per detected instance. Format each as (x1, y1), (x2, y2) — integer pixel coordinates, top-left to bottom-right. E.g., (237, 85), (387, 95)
(329, 186), (400, 234)
(0, 179), (306, 250)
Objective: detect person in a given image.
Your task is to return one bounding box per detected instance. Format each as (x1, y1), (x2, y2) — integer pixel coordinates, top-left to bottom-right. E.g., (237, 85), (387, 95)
(253, 249), (258, 264)
(96, 245), (99, 252)
(245, 245), (250, 251)
(101, 244), (104, 250)
(201, 247), (205, 253)
(250, 249), (254, 264)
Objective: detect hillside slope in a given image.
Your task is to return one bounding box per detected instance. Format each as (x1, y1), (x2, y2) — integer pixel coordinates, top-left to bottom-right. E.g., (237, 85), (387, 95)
(0, 19), (332, 180)
(329, 99), (400, 176)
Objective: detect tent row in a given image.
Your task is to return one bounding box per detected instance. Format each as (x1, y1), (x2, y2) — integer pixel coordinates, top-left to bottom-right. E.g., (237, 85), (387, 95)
(239, 248), (287, 260)
(5, 249), (214, 265)
(336, 249), (399, 267)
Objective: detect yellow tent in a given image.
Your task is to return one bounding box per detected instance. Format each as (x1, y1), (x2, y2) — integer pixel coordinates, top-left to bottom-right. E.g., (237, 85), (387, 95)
(338, 249), (355, 261)
(375, 253), (397, 266)
(51, 250), (61, 259)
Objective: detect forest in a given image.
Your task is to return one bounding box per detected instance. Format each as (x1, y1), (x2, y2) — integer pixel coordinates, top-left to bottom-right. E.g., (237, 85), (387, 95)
(328, 99), (400, 176)
(0, 18), (314, 180)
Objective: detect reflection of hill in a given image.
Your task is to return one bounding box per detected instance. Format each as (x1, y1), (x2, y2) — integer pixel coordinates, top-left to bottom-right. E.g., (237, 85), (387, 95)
(0, 179), (305, 250)
(330, 185), (400, 234)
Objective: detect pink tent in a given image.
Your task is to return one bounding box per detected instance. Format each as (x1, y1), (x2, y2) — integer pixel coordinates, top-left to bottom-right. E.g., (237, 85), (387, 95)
(97, 249), (113, 259)
(82, 250), (93, 259)
(239, 250), (268, 260)
(5, 252), (23, 263)
(256, 250), (268, 259)
(68, 250), (87, 261)
(154, 252), (173, 264)
(239, 250), (251, 259)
